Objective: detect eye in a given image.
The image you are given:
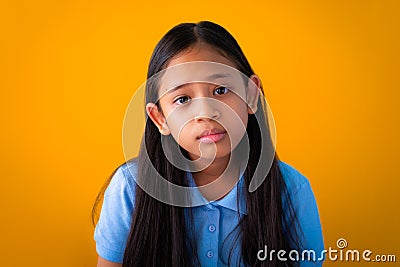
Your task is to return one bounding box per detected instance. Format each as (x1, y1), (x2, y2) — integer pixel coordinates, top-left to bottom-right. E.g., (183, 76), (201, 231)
(174, 96), (190, 105)
(214, 86), (229, 95)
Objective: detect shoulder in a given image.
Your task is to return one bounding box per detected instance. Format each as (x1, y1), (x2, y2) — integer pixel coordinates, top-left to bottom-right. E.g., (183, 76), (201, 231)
(104, 158), (138, 199)
(94, 158), (139, 263)
(277, 160), (325, 258)
(277, 160), (310, 196)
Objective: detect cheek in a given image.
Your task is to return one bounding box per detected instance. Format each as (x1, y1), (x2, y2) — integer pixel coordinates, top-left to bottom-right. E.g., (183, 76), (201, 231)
(218, 107), (248, 148)
(163, 108), (197, 152)
(225, 99), (249, 127)
(158, 99), (189, 137)
(164, 109), (192, 142)
(174, 125), (192, 145)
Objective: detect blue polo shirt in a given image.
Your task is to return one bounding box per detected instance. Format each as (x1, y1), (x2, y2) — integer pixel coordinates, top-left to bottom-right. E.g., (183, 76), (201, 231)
(94, 159), (324, 266)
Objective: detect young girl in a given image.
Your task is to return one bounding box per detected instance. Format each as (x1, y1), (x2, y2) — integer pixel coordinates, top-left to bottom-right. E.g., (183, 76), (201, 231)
(93, 21), (324, 267)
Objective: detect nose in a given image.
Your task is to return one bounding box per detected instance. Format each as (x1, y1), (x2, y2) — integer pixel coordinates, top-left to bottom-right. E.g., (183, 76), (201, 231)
(193, 98), (221, 122)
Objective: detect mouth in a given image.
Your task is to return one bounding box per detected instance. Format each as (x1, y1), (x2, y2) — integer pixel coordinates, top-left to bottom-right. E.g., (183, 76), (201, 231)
(197, 129), (227, 143)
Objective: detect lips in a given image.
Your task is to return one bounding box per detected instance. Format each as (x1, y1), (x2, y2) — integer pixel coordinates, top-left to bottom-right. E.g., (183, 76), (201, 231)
(197, 129), (227, 143)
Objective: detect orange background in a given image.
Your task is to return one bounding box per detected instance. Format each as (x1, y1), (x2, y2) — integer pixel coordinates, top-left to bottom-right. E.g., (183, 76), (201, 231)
(1, 0), (399, 266)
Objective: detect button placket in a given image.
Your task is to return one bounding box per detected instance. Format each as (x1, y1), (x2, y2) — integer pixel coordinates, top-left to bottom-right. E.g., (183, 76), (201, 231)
(203, 206), (219, 265)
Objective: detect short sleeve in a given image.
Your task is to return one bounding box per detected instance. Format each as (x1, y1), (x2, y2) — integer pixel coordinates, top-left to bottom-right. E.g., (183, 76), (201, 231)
(94, 163), (136, 263)
(279, 161), (325, 266)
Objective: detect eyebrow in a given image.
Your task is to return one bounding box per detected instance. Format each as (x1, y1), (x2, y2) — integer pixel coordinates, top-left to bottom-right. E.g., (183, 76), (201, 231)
(207, 73), (231, 80)
(162, 73), (232, 94)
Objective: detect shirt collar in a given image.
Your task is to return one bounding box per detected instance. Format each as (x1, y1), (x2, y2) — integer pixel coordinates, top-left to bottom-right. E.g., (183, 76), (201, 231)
(186, 172), (247, 215)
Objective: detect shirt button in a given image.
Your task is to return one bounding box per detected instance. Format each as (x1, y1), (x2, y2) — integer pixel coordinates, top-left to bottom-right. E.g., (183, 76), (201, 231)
(206, 250), (214, 258)
(208, 224), (216, 232)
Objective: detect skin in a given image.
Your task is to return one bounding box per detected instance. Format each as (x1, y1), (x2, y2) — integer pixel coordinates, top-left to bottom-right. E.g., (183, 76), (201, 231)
(97, 256), (122, 267)
(96, 42), (261, 267)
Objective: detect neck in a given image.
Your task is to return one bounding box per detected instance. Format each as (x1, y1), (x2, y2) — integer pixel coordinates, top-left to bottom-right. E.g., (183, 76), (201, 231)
(191, 155), (229, 186)
(191, 154), (240, 201)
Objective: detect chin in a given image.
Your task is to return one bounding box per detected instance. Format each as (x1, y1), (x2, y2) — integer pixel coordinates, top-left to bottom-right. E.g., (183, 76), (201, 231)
(187, 150), (232, 161)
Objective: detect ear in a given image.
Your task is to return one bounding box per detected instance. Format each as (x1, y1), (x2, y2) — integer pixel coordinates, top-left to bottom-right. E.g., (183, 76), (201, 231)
(247, 74), (261, 114)
(146, 103), (171, 135)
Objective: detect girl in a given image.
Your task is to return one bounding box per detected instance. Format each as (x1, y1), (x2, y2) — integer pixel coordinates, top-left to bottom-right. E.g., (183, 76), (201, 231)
(92, 21), (324, 267)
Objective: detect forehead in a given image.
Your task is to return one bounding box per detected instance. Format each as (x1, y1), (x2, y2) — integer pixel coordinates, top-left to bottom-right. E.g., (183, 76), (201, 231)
(167, 42), (237, 69)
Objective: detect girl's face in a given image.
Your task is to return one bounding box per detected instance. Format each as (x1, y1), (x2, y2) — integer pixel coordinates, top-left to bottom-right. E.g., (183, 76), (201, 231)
(147, 42), (260, 161)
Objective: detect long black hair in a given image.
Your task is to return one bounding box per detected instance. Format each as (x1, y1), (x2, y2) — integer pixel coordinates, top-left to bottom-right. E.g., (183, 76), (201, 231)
(93, 21), (303, 267)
